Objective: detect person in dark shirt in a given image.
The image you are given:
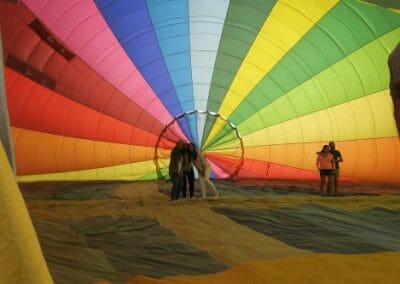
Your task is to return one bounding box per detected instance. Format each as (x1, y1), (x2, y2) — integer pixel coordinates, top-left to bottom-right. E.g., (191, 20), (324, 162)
(169, 140), (185, 203)
(182, 143), (197, 199)
(329, 141), (343, 195)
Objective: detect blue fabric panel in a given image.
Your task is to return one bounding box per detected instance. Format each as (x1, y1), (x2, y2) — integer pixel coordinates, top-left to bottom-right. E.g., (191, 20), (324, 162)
(147, 0), (197, 143)
(95, 0), (193, 138)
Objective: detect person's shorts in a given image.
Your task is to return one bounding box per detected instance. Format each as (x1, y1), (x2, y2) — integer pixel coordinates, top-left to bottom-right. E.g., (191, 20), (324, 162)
(320, 169), (333, 177)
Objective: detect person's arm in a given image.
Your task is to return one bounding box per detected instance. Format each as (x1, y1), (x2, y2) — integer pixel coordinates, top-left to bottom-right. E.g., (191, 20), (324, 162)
(331, 154), (335, 169)
(316, 155), (320, 170)
(193, 154), (205, 176)
(337, 151), (343, 163)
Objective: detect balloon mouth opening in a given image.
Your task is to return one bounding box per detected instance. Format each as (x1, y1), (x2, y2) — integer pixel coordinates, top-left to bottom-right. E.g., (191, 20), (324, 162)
(154, 110), (244, 180)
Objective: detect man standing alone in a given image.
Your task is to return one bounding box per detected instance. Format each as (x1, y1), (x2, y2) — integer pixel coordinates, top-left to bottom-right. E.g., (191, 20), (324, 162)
(329, 141), (343, 195)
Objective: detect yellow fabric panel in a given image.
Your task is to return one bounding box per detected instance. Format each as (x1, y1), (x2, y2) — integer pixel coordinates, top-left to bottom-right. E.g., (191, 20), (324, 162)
(16, 159), (158, 182)
(127, 252), (400, 284)
(203, 116), (232, 148)
(244, 137), (400, 182)
(241, 90), (398, 146)
(206, 0), (338, 145)
(12, 127), (155, 175)
(0, 142), (53, 283)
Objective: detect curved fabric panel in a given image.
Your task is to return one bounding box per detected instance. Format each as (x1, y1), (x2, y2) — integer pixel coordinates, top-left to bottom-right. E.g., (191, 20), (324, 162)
(241, 138), (400, 182)
(12, 127), (155, 176)
(0, 1), (185, 141)
(362, 0), (400, 9)
(1, 0), (399, 183)
(147, 0), (194, 112)
(207, 153), (321, 180)
(190, 0), (229, 111)
(0, 30), (15, 172)
(94, 0), (194, 140)
(205, 0), (339, 146)
(16, 159), (158, 182)
(242, 90), (397, 146)
(5, 68), (172, 148)
(210, 89), (397, 150)
(22, 0), (173, 124)
(189, 0), (230, 145)
(92, 0), (179, 114)
(202, 0), (276, 144)
(147, 0), (198, 142)
(206, 6), (400, 148)
(0, 143), (52, 283)
(207, 136), (400, 182)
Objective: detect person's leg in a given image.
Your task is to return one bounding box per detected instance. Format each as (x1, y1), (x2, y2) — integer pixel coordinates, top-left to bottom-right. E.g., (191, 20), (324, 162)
(319, 173), (325, 194)
(204, 167), (219, 197)
(198, 175), (206, 198)
(175, 175), (183, 201)
(188, 168), (195, 198)
(171, 175), (179, 202)
(333, 169), (339, 195)
(327, 174), (333, 196)
(182, 173), (187, 199)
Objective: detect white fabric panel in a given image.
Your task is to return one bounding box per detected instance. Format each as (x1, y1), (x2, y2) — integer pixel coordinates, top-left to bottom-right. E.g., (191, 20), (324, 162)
(189, 0), (230, 112)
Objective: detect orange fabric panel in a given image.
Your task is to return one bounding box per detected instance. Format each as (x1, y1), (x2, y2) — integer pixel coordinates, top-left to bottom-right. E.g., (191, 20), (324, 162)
(12, 127), (155, 175)
(244, 137), (400, 182)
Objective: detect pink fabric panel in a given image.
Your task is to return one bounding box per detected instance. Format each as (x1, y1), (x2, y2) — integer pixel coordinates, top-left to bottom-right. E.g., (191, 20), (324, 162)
(208, 160), (230, 179)
(22, 0), (172, 124)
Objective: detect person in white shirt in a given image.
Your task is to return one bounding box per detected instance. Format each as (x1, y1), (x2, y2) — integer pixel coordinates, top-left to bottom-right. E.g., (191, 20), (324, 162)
(194, 150), (219, 199)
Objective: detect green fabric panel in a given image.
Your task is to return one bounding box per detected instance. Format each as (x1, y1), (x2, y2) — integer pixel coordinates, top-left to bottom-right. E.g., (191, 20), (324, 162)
(238, 28), (400, 137)
(207, 0), (276, 112)
(227, 0), (400, 129)
(203, 0), (276, 142)
(140, 167), (170, 180)
(202, 116), (217, 149)
(362, 0), (400, 9)
(138, 171), (159, 180)
(204, 126), (239, 151)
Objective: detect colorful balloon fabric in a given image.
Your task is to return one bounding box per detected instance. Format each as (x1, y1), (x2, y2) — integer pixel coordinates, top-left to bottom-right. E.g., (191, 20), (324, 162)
(1, 0), (399, 183)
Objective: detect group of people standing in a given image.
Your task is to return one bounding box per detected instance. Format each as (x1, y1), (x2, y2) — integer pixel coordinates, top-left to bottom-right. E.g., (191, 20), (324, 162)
(315, 141), (343, 196)
(168, 140), (219, 203)
(169, 139), (343, 200)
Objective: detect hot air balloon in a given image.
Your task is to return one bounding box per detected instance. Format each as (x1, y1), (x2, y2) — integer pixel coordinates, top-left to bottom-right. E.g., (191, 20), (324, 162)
(2, 2), (400, 284)
(1, 0), (399, 184)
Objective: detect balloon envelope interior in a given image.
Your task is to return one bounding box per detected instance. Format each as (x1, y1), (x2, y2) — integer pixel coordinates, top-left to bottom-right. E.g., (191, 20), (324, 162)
(0, 0), (399, 183)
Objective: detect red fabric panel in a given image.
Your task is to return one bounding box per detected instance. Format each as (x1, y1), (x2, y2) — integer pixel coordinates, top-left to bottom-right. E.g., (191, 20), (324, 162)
(5, 68), (163, 147)
(207, 153), (321, 180)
